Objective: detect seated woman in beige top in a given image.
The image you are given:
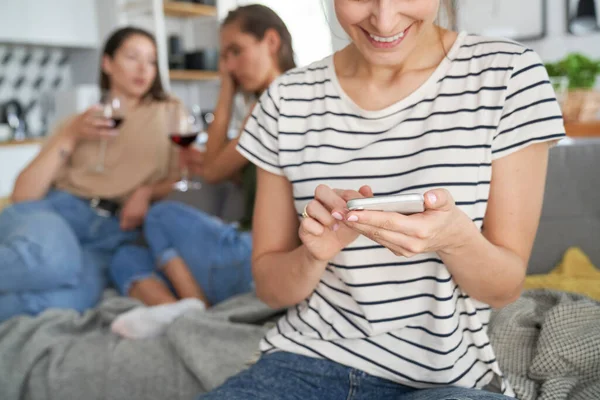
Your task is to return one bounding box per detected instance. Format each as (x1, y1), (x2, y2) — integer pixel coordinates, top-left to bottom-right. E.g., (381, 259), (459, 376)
(0, 27), (179, 322)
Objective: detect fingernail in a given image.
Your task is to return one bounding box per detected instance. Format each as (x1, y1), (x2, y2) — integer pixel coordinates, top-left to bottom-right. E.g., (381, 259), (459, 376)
(332, 223), (339, 231)
(347, 215), (358, 222)
(427, 193), (437, 205)
(332, 212), (343, 221)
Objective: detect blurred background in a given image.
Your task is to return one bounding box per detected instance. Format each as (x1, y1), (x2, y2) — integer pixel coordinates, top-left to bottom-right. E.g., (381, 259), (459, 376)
(0, 0), (599, 199)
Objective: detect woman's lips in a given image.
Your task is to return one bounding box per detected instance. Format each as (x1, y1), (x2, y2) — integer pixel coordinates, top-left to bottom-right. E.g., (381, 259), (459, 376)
(362, 24), (413, 49)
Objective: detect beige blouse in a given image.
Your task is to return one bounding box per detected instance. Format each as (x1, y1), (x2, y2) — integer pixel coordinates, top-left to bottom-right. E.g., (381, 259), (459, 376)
(51, 99), (179, 202)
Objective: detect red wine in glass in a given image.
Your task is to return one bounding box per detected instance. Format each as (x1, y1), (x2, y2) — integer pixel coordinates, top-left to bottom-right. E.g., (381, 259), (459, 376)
(169, 132), (198, 148)
(111, 117), (125, 128)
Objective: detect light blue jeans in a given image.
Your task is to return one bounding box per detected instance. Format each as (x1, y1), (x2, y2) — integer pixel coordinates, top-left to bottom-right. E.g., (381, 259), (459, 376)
(0, 190), (138, 322)
(109, 201), (253, 305)
(199, 352), (511, 400)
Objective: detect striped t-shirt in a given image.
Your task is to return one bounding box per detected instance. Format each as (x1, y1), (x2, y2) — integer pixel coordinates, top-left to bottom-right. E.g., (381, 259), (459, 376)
(236, 32), (565, 395)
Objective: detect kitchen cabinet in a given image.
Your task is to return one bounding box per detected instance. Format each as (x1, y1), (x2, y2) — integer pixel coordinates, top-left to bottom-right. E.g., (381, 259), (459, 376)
(0, 141), (42, 198)
(0, 0), (98, 48)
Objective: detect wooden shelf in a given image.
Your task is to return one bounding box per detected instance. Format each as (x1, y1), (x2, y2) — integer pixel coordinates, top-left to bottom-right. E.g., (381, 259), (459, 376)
(169, 70), (219, 81)
(0, 138), (45, 148)
(565, 121), (600, 137)
(163, 1), (217, 18)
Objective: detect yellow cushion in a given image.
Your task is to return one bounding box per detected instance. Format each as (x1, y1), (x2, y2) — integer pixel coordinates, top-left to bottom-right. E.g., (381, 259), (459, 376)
(0, 197), (10, 212)
(525, 247), (600, 301)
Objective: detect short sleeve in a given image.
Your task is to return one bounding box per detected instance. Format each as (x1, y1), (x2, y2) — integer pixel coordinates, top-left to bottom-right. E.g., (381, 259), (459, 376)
(236, 81), (283, 176)
(492, 49), (566, 160)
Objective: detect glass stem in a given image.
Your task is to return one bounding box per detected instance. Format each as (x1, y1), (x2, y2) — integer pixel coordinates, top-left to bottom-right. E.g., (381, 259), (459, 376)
(95, 138), (108, 171)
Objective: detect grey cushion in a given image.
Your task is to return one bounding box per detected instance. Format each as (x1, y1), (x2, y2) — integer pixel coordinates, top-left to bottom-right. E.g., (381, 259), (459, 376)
(528, 138), (600, 275)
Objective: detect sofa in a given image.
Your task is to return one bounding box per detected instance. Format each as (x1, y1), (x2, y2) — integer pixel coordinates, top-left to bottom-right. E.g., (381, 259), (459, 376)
(172, 137), (600, 275)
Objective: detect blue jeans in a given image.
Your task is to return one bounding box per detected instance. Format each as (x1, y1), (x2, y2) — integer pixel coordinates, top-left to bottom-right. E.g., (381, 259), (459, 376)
(199, 352), (511, 400)
(109, 201), (253, 305)
(0, 190), (138, 322)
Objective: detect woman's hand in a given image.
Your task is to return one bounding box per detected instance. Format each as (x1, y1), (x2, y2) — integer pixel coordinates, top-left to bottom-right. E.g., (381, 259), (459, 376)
(344, 189), (475, 258)
(219, 58), (238, 96)
(300, 184), (373, 262)
(179, 147), (205, 176)
(119, 186), (152, 231)
(63, 105), (118, 144)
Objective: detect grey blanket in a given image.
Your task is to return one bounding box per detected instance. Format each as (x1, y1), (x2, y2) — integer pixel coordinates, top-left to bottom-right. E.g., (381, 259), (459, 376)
(1, 289), (599, 400)
(489, 290), (600, 400)
(0, 291), (277, 400)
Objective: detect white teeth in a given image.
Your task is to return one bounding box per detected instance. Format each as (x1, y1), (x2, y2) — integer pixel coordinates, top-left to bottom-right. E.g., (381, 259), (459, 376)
(369, 31), (405, 43)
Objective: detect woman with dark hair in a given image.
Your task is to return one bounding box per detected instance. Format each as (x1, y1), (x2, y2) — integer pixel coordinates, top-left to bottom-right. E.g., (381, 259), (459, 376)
(108, 4), (296, 338)
(0, 27), (179, 322)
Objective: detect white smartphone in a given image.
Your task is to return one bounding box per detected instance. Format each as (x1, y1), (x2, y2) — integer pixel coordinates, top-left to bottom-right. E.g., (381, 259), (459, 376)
(346, 194), (425, 214)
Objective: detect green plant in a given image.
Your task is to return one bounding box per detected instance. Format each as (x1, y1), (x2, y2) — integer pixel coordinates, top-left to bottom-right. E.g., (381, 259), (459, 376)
(544, 53), (600, 90)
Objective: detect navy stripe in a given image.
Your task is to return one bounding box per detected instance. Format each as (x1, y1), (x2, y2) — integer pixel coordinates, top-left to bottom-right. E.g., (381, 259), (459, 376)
(274, 319), (332, 360)
(505, 80), (549, 101)
(329, 257), (444, 271)
(389, 332), (491, 356)
(492, 133), (565, 154)
(355, 286), (462, 306)
(282, 145), (492, 170)
(495, 115), (563, 139)
(473, 217), (484, 223)
(406, 321), (488, 339)
(313, 290), (369, 337)
(237, 143), (280, 170)
(461, 40), (522, 49)
(319, 279), (352, 298)
(398, 86), (507, 115)
(250, 114), (277, 141)
(291, 163), (491, 184)
(306, 303), (346, 339)
(281, 94), (341, 102)
(341, 274), (453, 288)
(280, 125), (495, 149)
(456, 199), (488, 206)
(295, 304), (324, 340)
(260, 100), (278, 122)
(511, 63), (544, 79)
(279, 79), (330, 87)
(500, 98), (557, 121)
(439, 67), (513, 82)
(242, 129), (278, 156)
(369, 181), (491, 198)
(286, 65), (329, 75)
(453, 51), (523, 62)
(279, 105), (503, 122)
(262, 336), (276, 351)
(266, 87), (279, 114)
(472, 368), (495, 389)
(283, 312), (302, 334)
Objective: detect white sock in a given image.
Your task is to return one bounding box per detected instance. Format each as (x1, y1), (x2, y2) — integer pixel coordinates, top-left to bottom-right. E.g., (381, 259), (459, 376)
(111, 298), (206, 339)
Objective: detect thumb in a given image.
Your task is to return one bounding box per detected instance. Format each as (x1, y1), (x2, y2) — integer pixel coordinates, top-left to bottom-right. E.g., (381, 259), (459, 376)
(424, 189), (454, 211)
(358, 185), (374, 198)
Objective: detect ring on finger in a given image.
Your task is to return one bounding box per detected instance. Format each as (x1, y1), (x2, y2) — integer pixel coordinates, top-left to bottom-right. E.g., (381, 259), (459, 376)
(302, 204), (310, 219)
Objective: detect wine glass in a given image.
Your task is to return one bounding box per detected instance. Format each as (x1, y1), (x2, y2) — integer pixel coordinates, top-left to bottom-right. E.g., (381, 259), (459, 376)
(92, 92), (126, 173)
(166, 103), (203, 192)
